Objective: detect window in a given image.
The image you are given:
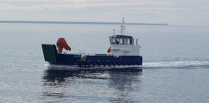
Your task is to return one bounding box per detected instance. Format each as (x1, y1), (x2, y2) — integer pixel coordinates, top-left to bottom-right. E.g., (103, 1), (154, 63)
(130, 39), (132, 44)
(112, 39), (115, 44)
(116, 39), (120, 44)
(120, 39), (123, 44)
(109, 38), (112, 44)
(127, 39), (130, 44)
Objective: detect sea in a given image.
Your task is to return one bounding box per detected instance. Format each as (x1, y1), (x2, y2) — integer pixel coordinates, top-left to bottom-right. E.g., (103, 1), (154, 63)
(0, 22), (209, 103)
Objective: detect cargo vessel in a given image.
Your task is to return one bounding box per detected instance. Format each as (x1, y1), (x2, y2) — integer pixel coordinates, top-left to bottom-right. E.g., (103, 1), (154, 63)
(42, 18), (143, 68)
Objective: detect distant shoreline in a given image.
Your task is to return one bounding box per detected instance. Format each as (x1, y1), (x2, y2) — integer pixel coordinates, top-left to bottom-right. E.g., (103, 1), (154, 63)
(0, 21), (168, 25)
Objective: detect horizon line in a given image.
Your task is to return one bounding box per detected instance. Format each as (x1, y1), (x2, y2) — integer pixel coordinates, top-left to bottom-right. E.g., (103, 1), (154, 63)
(0, 20), (168, 25)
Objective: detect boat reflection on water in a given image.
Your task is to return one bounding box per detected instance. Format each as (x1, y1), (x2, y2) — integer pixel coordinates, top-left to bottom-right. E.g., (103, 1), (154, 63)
(42, 67), (142, 102)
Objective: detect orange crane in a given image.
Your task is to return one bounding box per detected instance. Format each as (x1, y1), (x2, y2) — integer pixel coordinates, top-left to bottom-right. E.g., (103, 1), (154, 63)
(57, 38), (71, 52)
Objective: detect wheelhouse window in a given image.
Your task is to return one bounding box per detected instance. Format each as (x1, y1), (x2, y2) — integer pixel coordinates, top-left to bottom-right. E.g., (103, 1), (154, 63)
(109, 37), (113, 44)
(120, 39), (123, 44)
(116, 39), (120, 44)
(109, 37), (136, 45)
(130, 39), (133, 44)
(127, 39), (130, 44)
(112, 39), (116, 44)
(109, 38), (121, 44)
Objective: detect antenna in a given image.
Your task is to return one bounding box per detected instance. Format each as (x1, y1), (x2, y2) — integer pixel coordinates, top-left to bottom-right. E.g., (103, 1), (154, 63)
(122, 17), (125, 23)
(120, 17), (126, 34)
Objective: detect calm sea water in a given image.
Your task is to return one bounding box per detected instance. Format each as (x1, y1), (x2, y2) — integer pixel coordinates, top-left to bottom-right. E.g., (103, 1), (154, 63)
(0, 23), (209, 103)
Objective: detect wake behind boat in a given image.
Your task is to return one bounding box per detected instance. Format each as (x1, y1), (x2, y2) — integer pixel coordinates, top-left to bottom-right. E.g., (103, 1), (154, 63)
(42, 18), (143, 68)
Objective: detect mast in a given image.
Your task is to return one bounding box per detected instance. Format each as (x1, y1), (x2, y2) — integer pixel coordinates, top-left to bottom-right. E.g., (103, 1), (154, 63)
(120, 17), (125, 34)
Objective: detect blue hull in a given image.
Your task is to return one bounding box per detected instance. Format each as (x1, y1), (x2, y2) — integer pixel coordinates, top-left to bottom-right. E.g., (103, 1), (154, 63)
(42, 44), (142, 68)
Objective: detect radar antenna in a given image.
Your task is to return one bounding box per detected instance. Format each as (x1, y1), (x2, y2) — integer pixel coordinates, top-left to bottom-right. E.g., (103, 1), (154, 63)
(122, 17), (125, 23)
(120, 17), (126, 34)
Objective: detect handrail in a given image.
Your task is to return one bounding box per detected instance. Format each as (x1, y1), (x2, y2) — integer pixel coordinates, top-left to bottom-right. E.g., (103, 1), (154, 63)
(136, 38), (138, 44)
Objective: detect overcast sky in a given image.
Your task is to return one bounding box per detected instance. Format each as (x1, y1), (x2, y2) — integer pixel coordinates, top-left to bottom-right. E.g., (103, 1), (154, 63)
(0, 0), (208, 25)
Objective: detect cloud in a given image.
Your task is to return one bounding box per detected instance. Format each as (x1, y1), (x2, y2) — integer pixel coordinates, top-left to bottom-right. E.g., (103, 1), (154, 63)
(123, 7), (187, 13)
(0, 0), (209, 25)
(0, 0), (101, 2)
(0, 1), (177, 11)
(0, 0), (53, 2)
(56, 0), (103, 3)
(0, 4), (93, 11)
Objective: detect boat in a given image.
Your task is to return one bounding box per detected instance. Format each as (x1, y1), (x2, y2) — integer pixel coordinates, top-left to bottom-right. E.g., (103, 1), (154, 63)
(42, 18), (143, 68)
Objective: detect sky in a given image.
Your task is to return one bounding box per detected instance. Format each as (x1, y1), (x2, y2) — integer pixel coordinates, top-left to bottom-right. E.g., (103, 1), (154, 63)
(0, 0), (209, 25)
